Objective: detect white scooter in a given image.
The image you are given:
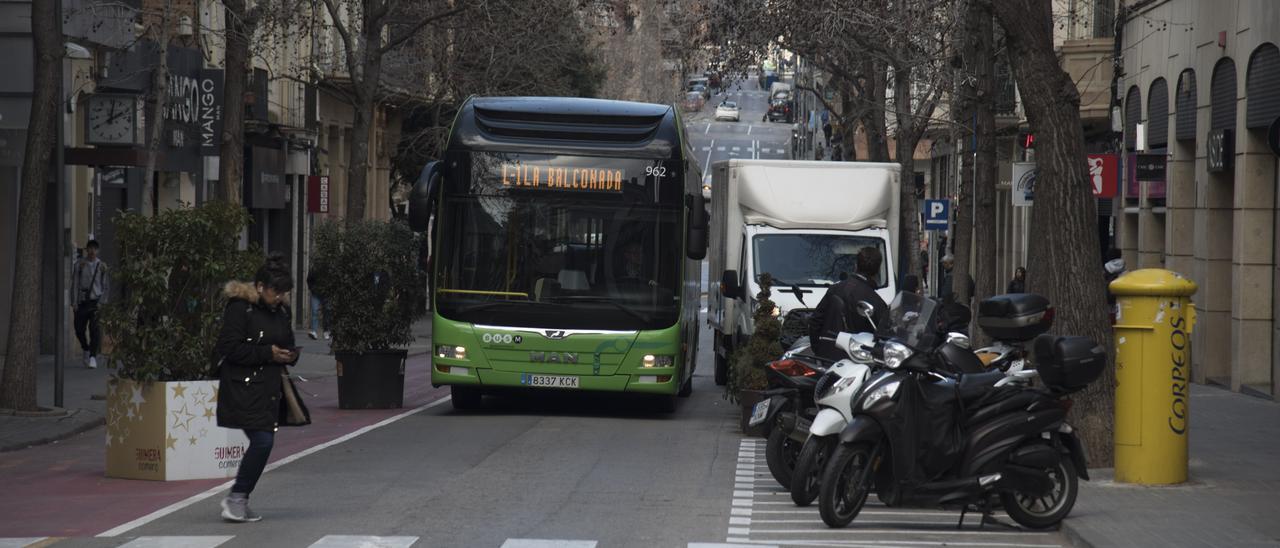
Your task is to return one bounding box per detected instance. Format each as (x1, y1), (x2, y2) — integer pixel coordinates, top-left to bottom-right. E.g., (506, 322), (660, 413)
(789, 330), (876, 506)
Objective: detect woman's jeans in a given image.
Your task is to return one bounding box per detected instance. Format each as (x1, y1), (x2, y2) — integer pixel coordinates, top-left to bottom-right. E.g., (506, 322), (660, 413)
(231, 429), (275, 495)
(310, 294), (324, 332)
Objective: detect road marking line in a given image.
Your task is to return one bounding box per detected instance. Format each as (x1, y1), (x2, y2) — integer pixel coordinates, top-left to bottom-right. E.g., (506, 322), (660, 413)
(731, 507), (752, 516)
(730, 517), (752, 526)
(690, 543), (769, 548)
(747, 124), (753, 135)
(732, 147), (741, 152)
(742, 529), (1054, 536)
(0, 540), (50, 548)
(502, 541), (597, 548)
(720, 541), (1057, 548)
(705, 140), (715, 171)
(733, 490), (753, 498)
(735, 483), (753, 490)
(728, 527), (751, 536)
(117, 537), (234, 548)
(732, 498), (753, 507)
(706, 123), (711, 134)
(310, 536), (418, 548)
(717, 146), (726, 151)
(736, 464), (756, 471)
(96, 396), (454, 537)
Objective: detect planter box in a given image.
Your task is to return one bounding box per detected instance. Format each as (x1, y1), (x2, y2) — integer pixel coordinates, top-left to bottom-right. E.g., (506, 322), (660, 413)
(106, 378), (248, 481)
(335, 350), (406, 409)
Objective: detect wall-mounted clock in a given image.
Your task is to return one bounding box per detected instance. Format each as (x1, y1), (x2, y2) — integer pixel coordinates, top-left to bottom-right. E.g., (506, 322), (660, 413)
(86, 93), (140, 146)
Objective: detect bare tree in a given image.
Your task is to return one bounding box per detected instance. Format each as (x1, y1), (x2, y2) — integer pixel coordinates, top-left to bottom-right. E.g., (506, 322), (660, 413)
(1, 0), (63, 411)
(140, 0), (176, 215)
(989, 0), (1114, 465)
(217, 0), (263, 205)
(316, 0), (466, 222)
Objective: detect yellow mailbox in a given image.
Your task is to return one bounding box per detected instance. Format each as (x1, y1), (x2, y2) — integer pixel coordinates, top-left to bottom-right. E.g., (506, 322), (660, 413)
(1110, 269), (1197, 485)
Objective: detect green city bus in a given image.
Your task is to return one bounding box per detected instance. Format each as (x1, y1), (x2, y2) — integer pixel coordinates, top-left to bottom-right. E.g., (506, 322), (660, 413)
(408, 97), (709, 411)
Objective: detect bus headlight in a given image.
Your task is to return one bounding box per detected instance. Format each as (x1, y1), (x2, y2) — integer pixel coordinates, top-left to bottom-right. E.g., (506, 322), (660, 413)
(437, 345), (466, 359)
(643, 354), (675, 368)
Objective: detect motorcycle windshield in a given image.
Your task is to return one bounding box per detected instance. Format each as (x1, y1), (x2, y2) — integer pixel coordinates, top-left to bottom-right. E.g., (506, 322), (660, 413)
(877, 291), (941, 351)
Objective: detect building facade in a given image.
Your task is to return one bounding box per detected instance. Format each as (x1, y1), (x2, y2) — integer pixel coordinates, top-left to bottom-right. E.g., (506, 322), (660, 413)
(1115, 0), (1280, 398)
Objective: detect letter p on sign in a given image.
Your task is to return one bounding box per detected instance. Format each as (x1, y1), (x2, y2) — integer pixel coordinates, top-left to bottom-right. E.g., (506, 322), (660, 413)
(924, 199), (949, 231)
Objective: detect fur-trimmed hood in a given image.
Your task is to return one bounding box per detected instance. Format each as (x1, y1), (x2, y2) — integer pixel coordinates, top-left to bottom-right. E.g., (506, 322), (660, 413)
(223, 281), (260, 303)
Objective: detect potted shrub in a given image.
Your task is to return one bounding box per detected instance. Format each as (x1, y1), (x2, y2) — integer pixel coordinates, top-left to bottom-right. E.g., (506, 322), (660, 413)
(311, 219), (427, 409)
(727, 274), (784, 436)
(100, 202), (262, 480)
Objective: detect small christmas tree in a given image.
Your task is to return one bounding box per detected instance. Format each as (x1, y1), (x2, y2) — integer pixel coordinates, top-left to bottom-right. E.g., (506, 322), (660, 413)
(726, 273), (785, 403)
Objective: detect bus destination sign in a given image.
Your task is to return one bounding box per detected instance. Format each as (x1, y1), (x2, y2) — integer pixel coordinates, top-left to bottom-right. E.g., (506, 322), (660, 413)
(501, 162), (625, 193)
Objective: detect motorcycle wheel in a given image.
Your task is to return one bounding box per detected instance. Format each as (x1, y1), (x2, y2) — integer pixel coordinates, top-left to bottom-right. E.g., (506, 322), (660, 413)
(1000, 454), (1079, 529)
(790, 435), (834, 506)
(818, 442), (877, 528)
(765, 423), (802, 488)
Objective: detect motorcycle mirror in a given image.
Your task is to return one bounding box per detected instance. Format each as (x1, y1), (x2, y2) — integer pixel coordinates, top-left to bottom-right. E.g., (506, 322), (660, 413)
(946, 332), (971, 350)
(857, 301), (877, 331)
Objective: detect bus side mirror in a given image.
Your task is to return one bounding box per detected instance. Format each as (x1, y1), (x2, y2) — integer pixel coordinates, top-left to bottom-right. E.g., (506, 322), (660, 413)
(409, 161), (442, 232)
(686, 193), (709, 260)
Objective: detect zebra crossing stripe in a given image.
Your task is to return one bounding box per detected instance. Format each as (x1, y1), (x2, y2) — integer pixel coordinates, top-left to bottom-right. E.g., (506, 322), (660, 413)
(309, 536), (418, 548)
(117, 536), (234, 548)
(501, 540), (597, 548)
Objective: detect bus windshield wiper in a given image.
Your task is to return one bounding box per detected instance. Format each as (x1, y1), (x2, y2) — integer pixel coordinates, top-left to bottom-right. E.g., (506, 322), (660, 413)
(549, 295), (651, 325)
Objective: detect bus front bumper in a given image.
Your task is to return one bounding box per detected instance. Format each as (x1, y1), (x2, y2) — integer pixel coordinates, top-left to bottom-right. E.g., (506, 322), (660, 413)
(431, 365), (680, 395)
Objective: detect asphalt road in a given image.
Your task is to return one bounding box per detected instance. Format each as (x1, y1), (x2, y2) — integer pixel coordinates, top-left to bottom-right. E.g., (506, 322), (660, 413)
(687, 75), (795, 187)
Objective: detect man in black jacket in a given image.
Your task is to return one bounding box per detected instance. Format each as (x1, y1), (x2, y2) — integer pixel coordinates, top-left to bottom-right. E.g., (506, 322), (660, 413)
(808, 247), (890, 361)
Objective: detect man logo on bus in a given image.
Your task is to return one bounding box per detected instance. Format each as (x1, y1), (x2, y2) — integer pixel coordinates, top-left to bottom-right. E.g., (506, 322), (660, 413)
(543, 330), (568, 340)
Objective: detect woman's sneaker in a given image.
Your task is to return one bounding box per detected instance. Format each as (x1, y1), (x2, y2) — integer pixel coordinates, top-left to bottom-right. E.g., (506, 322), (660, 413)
(308, 330), (319, 340)
(221, 494), (262, 522)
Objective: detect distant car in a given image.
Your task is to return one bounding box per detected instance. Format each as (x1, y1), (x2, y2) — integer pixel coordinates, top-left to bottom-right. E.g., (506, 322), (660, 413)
(714, 101), (740, 122)
(690, 83), (710, 100)
(767, 99), (794, 123)
(682, 91), (705, 112)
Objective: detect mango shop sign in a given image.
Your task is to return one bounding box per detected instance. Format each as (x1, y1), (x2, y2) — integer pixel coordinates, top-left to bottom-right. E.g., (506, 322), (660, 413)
(197, 70), (223, 156)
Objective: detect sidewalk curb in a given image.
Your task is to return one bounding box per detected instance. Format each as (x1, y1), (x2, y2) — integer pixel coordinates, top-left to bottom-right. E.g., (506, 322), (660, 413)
(0, 410), (106, 453)
(1060, 522), (1096, 548)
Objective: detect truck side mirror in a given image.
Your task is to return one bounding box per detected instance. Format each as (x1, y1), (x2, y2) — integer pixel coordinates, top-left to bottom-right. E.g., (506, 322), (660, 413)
(721, 270), (741, 299)
(408, 161), (442, 232)
(686, 193), (709, 260)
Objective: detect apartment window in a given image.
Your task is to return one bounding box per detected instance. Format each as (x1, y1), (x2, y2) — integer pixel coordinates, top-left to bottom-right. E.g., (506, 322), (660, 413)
(1093, 0), (1115, 38)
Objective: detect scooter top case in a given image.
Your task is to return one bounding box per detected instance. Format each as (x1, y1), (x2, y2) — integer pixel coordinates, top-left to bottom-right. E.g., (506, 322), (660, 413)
(978, 294), (1053, 342)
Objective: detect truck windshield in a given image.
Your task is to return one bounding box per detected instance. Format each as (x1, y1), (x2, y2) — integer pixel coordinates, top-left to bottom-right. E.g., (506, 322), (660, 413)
(752, 233), (888, 289)
(434, 152), (683, 331)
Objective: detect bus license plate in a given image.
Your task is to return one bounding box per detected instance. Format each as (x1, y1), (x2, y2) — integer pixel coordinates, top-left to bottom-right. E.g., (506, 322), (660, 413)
(523, 374), (580, 389)
(749, 399), (771, 426)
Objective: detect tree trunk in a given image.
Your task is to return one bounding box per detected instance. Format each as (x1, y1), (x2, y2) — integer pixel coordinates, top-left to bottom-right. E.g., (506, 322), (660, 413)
(141, 0), (174, 216)
(863, 60), (891, 163)
(345, 20), (384, 223)
(0, 0), (61, 411)
(971, 3), (999, 345)
(219, 0), (253, 205)
(991, 0), (1115, 466)
(894, 70), (920, 281)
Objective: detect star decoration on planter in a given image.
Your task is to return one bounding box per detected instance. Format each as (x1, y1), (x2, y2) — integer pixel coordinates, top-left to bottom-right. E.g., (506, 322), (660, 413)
(130, 384), (146, 408)
(193, 385), (210, 403)
(188, 436), (197, 446)
(165, 434), (177, 450)
(203, 406), (215, 419)
(170, 402), (196, 432)
(199, 427), (208, 439)
(172, 383), (187, 398)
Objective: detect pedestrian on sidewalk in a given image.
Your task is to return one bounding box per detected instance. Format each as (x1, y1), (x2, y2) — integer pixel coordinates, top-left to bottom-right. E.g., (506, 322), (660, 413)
(215, 252), (310, 523)
(1007, 266), (1026, 294)
(71, 239), (109, 369)
(305, 265), (329, 340)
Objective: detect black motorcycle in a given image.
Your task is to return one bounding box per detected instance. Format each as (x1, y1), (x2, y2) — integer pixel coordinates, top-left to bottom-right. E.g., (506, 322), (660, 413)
(817, 292), (1103, 530)
(751, 337), (831, 488)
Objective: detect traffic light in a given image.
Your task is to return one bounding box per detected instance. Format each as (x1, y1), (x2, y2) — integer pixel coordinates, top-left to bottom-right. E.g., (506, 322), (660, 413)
(1019, 131), (1036, 149)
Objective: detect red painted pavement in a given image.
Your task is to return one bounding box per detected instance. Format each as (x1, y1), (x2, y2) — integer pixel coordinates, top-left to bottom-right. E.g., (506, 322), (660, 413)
(0, 356), (447, 538)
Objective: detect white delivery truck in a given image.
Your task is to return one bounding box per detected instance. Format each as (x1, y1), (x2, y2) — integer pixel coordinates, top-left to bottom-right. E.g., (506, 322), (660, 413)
(707, 159), (901, 385)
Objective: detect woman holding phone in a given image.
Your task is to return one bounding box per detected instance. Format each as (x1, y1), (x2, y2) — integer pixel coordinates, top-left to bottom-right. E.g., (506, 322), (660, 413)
(215, 252), (310, 522)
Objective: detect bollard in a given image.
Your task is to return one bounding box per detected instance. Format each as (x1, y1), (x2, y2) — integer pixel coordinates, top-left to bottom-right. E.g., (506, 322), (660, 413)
(1110, 269), (1198, 484)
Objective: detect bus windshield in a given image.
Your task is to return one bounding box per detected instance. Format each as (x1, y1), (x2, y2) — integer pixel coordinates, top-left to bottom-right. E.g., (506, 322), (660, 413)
(435, 152), (683, 331)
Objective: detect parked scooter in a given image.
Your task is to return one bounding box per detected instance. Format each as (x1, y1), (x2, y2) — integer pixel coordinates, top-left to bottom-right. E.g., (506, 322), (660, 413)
(752, 337), (832, 487)
(816, 292), (1103, 529)
(788, 329), (876, 505)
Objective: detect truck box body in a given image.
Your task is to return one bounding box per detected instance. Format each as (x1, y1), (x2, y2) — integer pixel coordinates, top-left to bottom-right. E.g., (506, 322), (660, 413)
(707, 160), (901, 353)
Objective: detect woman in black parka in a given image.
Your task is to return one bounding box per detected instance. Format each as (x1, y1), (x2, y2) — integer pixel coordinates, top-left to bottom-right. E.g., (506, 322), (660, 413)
(215, 253), (309, 522)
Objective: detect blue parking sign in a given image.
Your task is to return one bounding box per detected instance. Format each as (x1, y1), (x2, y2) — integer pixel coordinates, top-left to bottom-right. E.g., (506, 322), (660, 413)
(924, 199), (950, 231)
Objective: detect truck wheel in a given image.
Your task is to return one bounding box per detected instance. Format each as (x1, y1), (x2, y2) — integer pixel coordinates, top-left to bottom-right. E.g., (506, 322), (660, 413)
(714, 352), (728, 385)
(450, 386), (482, 411)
